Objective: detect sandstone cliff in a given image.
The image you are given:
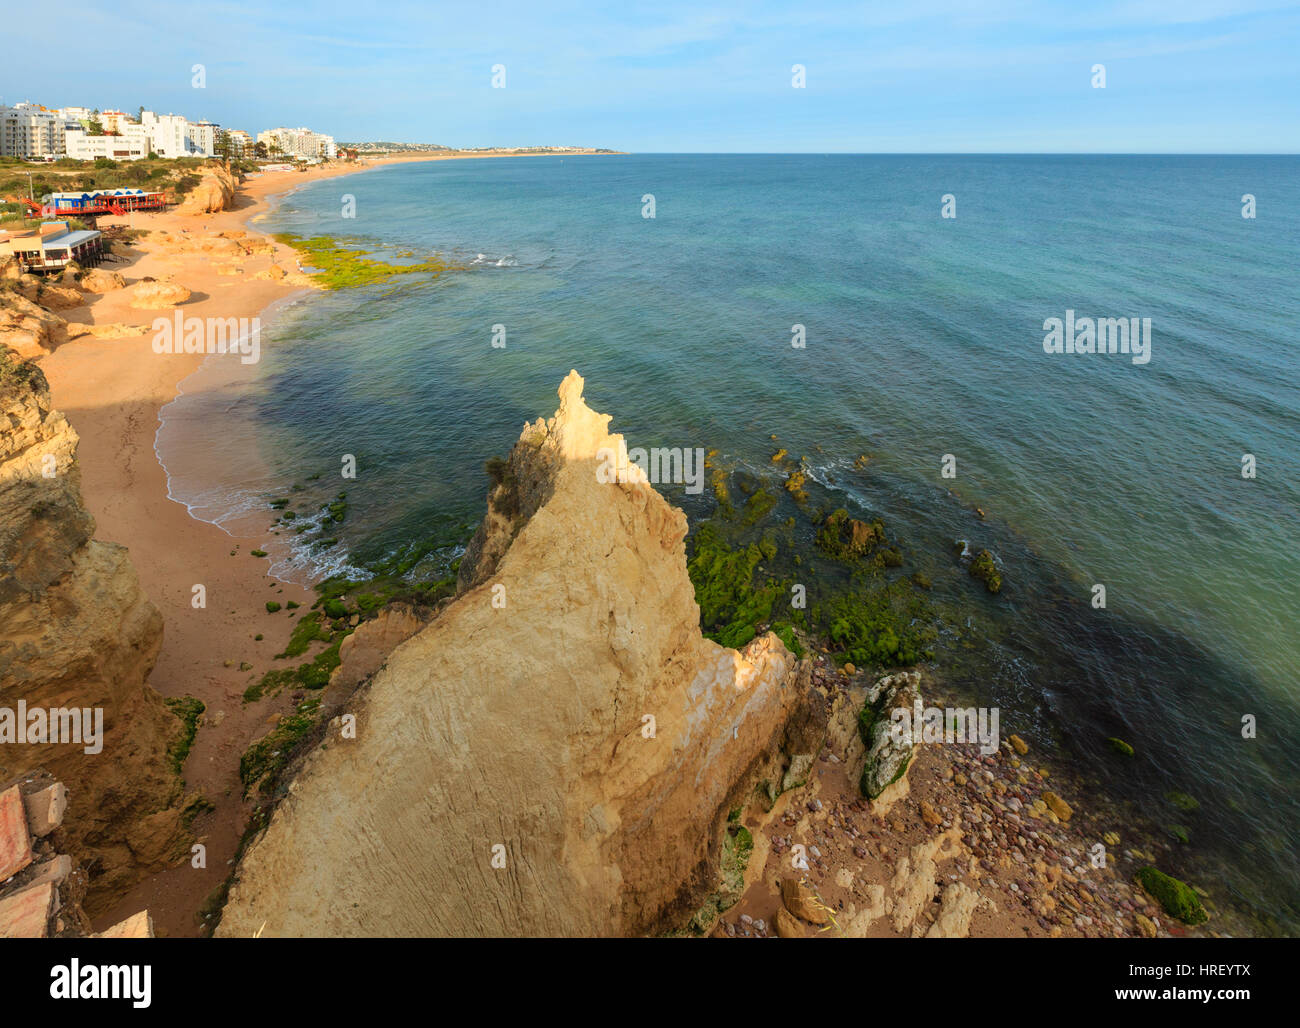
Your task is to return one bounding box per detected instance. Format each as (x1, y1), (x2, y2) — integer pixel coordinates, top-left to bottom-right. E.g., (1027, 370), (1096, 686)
(0, 347), (185, 913)
(0, 284), (67, 361)
(218, 371), (820, 936)
(176, 162), (238, 215)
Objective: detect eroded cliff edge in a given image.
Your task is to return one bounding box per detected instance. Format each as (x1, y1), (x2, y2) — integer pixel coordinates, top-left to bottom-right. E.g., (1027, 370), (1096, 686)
(0, 346), (185, 913)
(217, 370), (822, 936)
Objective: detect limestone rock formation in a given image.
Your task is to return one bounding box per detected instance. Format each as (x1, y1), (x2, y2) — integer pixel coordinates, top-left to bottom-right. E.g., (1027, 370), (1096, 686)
(27, 283), (83, 312)
(859, 670), (923, 801)
(0, 289), (67, 360)
(78, 269), (126, 294)
(176, 163), (238, 215)
(218, 371), (815, 937)
(62, 322), (149, 341)
(127, 278), (191, 309)
(0, 347), (185, 913)
(321, 602), (433, 712)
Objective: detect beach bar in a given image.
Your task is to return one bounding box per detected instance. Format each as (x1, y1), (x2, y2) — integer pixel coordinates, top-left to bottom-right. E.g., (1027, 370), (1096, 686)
(23, 188), (169, 219)
(0, 221), (105, 271)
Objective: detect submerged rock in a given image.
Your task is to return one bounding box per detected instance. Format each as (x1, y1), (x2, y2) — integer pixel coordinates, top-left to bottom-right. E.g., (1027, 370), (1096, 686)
(968, 549), (1002, 593)
(1135, 866), (1208, 925)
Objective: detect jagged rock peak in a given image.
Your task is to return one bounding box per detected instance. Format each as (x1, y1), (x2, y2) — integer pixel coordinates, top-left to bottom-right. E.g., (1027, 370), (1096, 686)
(217, 371), (819, 937)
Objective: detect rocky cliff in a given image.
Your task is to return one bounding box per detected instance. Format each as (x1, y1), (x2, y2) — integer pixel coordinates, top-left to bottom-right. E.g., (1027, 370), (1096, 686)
(0, 346), (185, 913)
(0, 278), (67, 361)
(175, 162), (238, 215)
(218, 371), (820, 936)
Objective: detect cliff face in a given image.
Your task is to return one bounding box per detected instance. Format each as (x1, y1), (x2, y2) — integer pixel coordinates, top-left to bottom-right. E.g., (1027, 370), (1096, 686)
(0, 283), (67, 361)
(0, 347), (184, 913)
(175, 162), (238, 215)
(218, 371), (817, 936)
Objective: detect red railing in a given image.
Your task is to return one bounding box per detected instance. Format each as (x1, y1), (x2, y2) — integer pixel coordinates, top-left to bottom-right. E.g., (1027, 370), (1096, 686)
(19, 193), (169, 218)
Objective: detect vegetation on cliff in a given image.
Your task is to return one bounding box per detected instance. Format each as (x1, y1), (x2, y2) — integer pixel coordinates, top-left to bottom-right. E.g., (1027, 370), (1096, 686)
(164, 695), (206, 780)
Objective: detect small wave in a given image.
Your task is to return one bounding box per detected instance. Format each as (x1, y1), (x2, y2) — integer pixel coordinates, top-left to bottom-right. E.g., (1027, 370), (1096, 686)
(469, 252), (518, 267)
(269, 539), (369, 587)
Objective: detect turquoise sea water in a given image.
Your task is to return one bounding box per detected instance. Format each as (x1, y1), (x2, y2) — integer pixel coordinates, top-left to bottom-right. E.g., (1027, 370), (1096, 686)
(159, 155), (1300, 931)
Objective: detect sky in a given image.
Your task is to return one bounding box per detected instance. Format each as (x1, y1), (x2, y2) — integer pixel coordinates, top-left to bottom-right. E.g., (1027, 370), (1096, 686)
(3, 1), (1298, 152)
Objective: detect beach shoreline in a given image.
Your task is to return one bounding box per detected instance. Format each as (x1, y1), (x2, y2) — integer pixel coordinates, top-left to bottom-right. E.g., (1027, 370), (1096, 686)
(37, 150), (605, 935)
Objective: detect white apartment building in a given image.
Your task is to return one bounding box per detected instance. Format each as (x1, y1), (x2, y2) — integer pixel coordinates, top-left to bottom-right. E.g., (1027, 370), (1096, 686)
(64, 123), (150, 161)
(187, 120), (218, 156)
(140, 111), (188, 157)
(138, 111), (217, 158)
(257, 126), (336, 160)
(0, 103), (78, 158)
(56, 106), (93, 124)
(226, 129), (253, 156)
(99, 109), (133, 134)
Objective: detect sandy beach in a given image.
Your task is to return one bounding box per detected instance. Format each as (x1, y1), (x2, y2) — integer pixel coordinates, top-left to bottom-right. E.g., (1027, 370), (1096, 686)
(35, 151), (563, 935)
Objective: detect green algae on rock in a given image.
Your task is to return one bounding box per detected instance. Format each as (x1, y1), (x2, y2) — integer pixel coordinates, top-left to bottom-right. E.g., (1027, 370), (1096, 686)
(687, 522), (783, 650)
(272, 233), (458, 289)
(1165, 790), (1201, 813)
(821, 581), (936, 667)
(1136, 866), (1208, 925)
(968, 549), (1002, 593)
(816, 508), (884, 561)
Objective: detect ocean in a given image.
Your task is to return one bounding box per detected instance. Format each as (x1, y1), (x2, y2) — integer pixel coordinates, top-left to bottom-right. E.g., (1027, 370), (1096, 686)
(157, 154), (1300, 932)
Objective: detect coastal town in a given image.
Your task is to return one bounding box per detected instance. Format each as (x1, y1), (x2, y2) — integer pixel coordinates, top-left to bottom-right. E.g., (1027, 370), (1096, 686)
(0, 101), (337, 163)
(0, 100), (341, 274)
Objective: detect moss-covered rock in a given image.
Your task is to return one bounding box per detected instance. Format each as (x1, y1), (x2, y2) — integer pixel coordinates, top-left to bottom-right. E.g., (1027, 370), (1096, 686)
(1165, 790), (1200, 813)
(771, 620), (804, 657)
(784, 469), (809, 504)
(1107, 736), (1135, 757)
(1135, 866), (1207, 925)
(272, 232), (459, 290)
(718, 825), (754, 909)
(822, 581), (935, 667)
(687, 522), (782, 649)
(239, 697), (325, 796)
(968, 549), (1001, 593)
(858, 671), (922, 798)
(816, 508), (884, 561)
(782, 753), (815, 793)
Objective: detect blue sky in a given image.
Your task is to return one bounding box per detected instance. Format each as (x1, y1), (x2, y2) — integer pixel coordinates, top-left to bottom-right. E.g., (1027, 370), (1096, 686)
(4, 1), (1297, 151)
